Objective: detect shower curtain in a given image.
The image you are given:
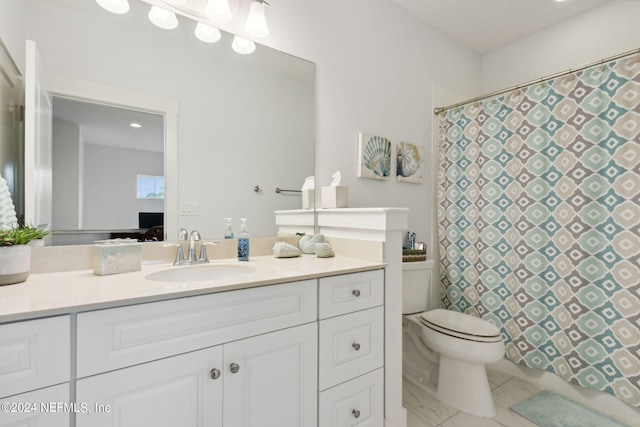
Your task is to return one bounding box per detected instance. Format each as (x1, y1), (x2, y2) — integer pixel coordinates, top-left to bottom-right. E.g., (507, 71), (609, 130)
(437, 56), (640, 407)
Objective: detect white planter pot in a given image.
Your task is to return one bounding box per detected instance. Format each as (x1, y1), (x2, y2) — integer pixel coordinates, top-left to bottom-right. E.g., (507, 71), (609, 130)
(0, 245), (32, 285)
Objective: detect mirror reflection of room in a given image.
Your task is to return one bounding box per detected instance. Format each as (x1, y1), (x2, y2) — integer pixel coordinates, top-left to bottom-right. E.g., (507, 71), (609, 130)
(51, 97), (165, 245)
(20, 0), (315, 245)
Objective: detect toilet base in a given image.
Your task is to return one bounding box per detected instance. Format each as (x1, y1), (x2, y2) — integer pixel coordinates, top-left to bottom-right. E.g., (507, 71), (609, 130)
(437, 356), (496, 418)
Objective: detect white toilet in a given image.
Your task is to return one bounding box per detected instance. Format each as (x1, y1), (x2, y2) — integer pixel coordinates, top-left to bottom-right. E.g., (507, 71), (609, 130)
(402, 260), (505, 417)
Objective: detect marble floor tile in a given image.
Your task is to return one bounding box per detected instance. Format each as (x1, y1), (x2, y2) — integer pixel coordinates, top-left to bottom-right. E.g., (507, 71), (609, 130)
(491, 378), (543, 409)
(404, 374), (548, 427)
(404, 380), (458, 427)
(487, 368), (512, 390)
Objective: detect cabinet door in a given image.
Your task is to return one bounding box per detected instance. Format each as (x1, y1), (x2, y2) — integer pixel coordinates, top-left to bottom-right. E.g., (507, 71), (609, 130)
(223, 322), (318, 427)
(0, 383), (69, 427)
(76, 346), (223, 427)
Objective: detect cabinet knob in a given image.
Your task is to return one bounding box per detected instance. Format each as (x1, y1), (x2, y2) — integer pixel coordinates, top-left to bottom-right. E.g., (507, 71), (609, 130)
(230, 363), (240, 374)
(352, 342), (361, 351)
(352, 289), (361, 297)
(210, 368), (221, 380)
(352, 409), (361, 419)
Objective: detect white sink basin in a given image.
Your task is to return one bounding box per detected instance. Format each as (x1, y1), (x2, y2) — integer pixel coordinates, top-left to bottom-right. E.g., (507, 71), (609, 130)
(146, 264), (255, 282)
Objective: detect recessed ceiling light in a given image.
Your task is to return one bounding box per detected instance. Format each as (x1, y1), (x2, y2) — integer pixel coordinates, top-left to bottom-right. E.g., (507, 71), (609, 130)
(130, 122), (142, 128)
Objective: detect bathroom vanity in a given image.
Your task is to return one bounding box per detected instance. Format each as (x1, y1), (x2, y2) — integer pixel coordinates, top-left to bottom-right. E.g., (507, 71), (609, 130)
(0, 256), (385, 427)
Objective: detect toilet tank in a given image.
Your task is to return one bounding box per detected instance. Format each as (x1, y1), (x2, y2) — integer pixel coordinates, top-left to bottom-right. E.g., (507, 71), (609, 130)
(402, 260), (436, 314)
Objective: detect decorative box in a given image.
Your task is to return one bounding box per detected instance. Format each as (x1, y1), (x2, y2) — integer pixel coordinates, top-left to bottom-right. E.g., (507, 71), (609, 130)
(92, 239), (142, 276)
(321, 186), (348, 209)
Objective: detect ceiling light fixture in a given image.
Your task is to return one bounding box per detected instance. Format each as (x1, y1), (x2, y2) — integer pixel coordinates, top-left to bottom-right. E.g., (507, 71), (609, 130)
(245, 0), (270, 38)
(96, 0), (129, 14)
(232, 36), (256, 55)
(195, 22), (222, 43)
(205, 0), (233, 24)
(148, 6), (179, 30)
(130, 122), (142, 128)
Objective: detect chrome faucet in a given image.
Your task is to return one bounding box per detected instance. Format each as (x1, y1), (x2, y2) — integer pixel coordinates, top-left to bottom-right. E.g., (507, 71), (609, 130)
(164, 229), (217, 265)
(187, 230), (201, 263)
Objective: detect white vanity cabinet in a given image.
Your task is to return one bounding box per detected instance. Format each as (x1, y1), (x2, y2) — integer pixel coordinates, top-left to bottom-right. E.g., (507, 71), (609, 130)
(75, 280), (318, 427)
(76, 323), (317, 427)
(0, 316), (71, 427)
(317, 270), (385, 427)
(0, 266), (385, 427)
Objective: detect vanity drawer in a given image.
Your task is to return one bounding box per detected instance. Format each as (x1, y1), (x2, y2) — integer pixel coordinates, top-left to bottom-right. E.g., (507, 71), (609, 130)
(318, 306), (384, 390)
(319, 368), (384, 427)
(77, 279), (317, 378)
(0, 316), (70, 398)
(0, 383), (70, 426)
(318, 270), (384, 319)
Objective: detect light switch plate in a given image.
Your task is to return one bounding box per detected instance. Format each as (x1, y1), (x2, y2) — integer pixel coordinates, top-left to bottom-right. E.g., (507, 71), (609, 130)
(179, 201), (199, 216)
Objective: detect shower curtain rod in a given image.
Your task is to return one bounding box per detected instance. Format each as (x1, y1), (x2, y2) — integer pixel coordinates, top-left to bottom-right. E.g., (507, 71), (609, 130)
(433, 47), (640, 115)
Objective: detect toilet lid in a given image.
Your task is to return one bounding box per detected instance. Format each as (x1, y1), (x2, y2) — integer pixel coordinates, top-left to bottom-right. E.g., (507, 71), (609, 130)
(420, 309), (502, 342)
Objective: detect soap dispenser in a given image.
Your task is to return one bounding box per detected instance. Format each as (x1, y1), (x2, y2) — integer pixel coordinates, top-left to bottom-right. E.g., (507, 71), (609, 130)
(224, 218), (234, 239)
(237, 218), (250, 261)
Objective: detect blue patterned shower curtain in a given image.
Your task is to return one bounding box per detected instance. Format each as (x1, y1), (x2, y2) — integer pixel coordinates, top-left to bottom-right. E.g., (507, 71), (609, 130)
(437, 56), (640, 407)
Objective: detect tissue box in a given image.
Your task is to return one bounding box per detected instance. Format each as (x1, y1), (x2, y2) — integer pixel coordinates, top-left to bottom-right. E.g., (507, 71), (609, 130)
(302, 188), (315, 210)
(321, 186), (348, 208)
(92, 239), (142, 276)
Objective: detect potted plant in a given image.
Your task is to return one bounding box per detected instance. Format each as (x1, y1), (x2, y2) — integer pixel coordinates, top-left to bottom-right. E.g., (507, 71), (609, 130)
(0, 226), (50, 286)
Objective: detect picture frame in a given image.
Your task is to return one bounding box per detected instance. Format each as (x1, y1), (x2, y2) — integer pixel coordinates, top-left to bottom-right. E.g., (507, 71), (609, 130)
(396, 141), (424, 184)
(357, 132), (392, 180)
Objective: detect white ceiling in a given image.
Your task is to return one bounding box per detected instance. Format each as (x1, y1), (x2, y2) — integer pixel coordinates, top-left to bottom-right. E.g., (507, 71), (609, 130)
(53, 97), (164, 153)
(389, 0), (612, 54)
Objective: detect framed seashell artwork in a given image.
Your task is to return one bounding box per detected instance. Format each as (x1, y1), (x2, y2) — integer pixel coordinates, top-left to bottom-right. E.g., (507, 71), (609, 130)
(396, 141), (424, 183)
(357, 133), (392, 180)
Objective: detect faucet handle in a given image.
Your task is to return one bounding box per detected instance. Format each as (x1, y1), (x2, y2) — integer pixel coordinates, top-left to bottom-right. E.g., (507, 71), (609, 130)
(198, 241), (219, 263)
(178, 228), (188, 241)
(163, 242), (186, 265)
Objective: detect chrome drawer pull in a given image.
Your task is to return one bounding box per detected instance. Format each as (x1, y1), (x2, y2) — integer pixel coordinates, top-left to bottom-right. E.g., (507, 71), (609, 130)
(352, 409), (361, 418)
(352, 289), (361, 297)
(230, 363), (240, 374)
(352, 342), (361, 351)
(210, 368), (221, 379)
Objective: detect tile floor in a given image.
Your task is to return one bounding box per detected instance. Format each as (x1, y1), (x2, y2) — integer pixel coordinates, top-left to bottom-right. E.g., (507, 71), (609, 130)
(404, 369), (595, 427)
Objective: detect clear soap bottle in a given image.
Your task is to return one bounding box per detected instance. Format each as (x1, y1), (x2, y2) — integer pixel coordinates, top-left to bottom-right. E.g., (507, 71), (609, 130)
(237, 218), (249, 261)
(224, 218), (234, 239)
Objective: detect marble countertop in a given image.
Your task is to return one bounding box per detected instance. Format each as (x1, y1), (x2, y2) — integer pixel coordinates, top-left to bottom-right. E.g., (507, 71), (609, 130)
(0, 255), (385, 323)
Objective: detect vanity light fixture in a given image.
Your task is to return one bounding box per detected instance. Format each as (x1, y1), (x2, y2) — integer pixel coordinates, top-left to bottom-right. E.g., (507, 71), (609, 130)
(244, 0), (270, 38)
(232, 36), (256, 55)
(195, 22), (222, 43)
(148, 5), (179, 30)
(205, 0), (233, 24)
(96, 0), (129, 14)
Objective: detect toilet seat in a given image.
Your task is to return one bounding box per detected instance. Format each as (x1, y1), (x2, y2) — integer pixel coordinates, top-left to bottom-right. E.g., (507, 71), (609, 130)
(419, 309), (502, 343)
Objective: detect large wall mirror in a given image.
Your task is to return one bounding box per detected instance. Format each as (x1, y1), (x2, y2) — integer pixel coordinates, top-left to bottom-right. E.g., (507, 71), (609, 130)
(19, 0), (315, 244)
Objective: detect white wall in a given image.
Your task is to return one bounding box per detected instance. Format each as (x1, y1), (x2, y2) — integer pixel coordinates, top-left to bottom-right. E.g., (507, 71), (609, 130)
(83, 144), (163, 229)
(0, 0), (25, 73)
(254, 0), (482, 250)
(481, 1), (640, 92)
(52, 118), (82, 229)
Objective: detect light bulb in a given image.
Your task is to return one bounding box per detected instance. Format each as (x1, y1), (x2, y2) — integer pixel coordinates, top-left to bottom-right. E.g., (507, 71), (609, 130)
(245, 1), (269, 38)
(232, 36), (256, 55)
(148, 6), (179, 30)
(96, 0), (129, 14)
(195, 22), (222, 43)
(205, 0), (232, 24)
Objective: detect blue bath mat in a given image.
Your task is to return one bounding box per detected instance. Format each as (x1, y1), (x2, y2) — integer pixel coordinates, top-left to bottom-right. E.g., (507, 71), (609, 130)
(510, 390), (632, 427)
